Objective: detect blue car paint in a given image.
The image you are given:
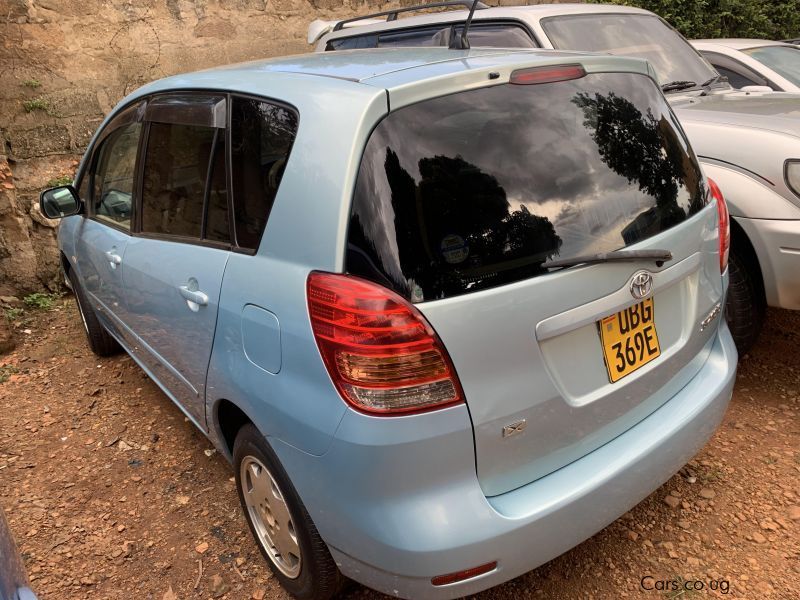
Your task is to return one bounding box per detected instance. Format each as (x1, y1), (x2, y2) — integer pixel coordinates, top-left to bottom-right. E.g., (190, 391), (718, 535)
(74, 218), (132, 345)
(55, 48), (738, 599)
(122, 237), (230, 429)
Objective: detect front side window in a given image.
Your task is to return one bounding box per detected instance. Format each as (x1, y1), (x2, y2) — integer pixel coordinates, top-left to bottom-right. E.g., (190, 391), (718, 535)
(713, 65), (759, 89)
(92, 121), (142, 231)
(347, 71), (706, 302)
(701, 52), (765, 89)
(141, 122), (220, 240)
(542, 14), (716, 88)
(743, 45), (800, 87)
(230, 98), (298, 250)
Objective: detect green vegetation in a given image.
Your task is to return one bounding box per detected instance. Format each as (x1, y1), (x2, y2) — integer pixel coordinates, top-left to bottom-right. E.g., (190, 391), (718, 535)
(46, 175), (73, 188)
(3, 308), (23, 321)
(592, 0), (800, 40)
(22, 97), (50, 113)
(23, 292), (61, 310)
(22, 78), (41, 88)
(0, 365), (18, 384)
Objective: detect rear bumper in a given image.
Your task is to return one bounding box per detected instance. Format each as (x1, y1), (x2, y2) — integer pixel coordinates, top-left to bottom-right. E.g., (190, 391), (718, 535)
(735, 216), (800, 310)
(273, 324), (737, 599)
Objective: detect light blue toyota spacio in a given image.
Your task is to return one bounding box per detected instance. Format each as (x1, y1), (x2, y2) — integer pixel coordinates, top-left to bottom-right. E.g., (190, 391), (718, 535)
(40, 44), (737, 599)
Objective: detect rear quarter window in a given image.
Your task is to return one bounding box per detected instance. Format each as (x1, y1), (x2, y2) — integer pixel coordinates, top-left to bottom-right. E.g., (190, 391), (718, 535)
(230, 97), (299, 250)
(346, 71), (706, 302)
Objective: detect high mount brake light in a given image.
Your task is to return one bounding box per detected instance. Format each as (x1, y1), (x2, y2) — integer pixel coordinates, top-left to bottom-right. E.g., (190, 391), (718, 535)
(708, 178), (730, 273)
(510, 64), (586, 85)
(307, 272), (464, 415)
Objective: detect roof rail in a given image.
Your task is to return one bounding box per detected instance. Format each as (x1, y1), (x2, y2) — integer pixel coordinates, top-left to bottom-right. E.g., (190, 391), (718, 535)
(332, 1), (488, 33)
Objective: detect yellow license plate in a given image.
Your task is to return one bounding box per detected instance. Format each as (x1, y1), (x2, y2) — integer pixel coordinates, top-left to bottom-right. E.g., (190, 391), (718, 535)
(598, 298), (661, 383)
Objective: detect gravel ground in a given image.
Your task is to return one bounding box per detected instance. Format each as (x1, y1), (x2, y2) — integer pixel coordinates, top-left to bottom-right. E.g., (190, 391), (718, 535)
(0, 300), (798, 600)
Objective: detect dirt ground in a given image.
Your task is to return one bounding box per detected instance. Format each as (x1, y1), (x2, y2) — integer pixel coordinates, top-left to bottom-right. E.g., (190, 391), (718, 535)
(0, 299), (798, 600)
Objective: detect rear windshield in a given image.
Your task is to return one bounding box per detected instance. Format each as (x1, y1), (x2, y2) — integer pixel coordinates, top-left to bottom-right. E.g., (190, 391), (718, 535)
(346, 71), (706, 303)
(541, 14), (716, 88)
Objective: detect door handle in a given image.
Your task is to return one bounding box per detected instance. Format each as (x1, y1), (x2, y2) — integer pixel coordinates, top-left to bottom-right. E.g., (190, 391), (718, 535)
(105, 250), (122, 269)
(179, 285), (209, 309)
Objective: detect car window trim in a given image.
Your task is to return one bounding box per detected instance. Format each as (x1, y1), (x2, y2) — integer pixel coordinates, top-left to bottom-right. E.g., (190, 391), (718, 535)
(224, 92), (238, 249)
(326, 18), (541, 50)
(134, 230), (233, 251)
(131, 119), (150, 234)
(144, 94), (227, 129)
(201, 127), (220, 240)
(94, 101), (147, 148)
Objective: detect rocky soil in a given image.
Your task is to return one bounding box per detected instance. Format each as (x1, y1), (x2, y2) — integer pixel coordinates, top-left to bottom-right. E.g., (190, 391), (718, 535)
(0, 301), (798, 599)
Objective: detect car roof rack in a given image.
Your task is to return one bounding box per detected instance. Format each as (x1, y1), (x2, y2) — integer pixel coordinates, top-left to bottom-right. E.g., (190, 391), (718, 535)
(332, 1), (488, 32)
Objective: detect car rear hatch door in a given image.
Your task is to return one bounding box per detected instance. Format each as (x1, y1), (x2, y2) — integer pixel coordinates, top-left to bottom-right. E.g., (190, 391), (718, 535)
(346, 66), (725, 496)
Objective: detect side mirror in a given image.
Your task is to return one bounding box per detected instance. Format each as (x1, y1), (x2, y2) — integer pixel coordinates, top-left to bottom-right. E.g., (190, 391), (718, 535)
(39, 185), (81, 219)
(740, 85), (774, 93)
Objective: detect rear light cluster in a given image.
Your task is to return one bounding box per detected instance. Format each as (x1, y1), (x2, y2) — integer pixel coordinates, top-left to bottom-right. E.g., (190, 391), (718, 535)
(307, 272), (464, 415)
(708, 178), (730, 273)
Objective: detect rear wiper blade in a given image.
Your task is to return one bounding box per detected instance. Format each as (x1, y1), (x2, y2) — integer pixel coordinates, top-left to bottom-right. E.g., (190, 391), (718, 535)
(660, 80), (697, 93)
(542, 249), (673, 271)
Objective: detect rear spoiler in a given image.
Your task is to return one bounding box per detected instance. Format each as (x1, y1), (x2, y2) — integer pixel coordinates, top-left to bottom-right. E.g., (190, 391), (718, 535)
(307, 18), (383, 45)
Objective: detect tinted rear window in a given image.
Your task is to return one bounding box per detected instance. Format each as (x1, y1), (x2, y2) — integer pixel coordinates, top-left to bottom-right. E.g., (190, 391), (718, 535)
(347, 71), (705, 302)
(328, 23), (535, 51)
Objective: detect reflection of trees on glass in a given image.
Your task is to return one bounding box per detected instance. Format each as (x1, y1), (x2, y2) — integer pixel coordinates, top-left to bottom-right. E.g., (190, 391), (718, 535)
(383, 149), (562, 298)
(572, 91), (699, 244)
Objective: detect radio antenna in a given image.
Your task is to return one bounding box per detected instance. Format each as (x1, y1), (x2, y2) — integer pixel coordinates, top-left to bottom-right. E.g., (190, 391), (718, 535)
(449, 0), (481, 50)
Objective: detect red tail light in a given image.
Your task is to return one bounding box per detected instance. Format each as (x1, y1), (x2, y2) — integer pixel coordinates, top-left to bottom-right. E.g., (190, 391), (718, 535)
(431, 561), (497, 586)
(708, 178), (730, 273)
(307, 272), (464, 415)
(510, 64), (586, 85)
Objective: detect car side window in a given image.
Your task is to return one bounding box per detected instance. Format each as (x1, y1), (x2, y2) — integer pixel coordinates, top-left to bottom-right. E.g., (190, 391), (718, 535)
(715, 66), (758, 89)
(91, 121), (142, 231)
(140, 122), (220, 239)
(230, 97), (298, 251)
(702, 52), (765, 89)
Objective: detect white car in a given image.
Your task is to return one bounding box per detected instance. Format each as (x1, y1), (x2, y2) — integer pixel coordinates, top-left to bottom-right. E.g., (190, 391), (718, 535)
(692, 39), (800, 92)
(312, 2), (800, 353)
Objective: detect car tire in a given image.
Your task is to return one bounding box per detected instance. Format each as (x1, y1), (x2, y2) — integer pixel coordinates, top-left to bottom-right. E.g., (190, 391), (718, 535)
(725, 248), (765, 355)
(233, 424), (343, 600)
(70, 273), (121, 357)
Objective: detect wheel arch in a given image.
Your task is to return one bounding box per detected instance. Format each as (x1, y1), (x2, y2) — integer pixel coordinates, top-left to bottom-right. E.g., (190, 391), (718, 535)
(213, 398), (257, 461)
(729, 217), (766, 306)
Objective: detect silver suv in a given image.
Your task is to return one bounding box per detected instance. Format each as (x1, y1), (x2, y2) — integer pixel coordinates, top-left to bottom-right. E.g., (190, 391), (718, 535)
(313, 1), (800, 353)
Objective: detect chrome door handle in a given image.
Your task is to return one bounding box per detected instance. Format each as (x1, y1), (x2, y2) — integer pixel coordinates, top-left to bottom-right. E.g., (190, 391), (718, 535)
(105, 250), (122, 269)
(179, 285), (209, 308)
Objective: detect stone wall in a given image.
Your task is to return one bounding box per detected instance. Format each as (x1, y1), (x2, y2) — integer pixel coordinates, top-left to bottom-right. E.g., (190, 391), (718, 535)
(0, 0), (569, 294)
